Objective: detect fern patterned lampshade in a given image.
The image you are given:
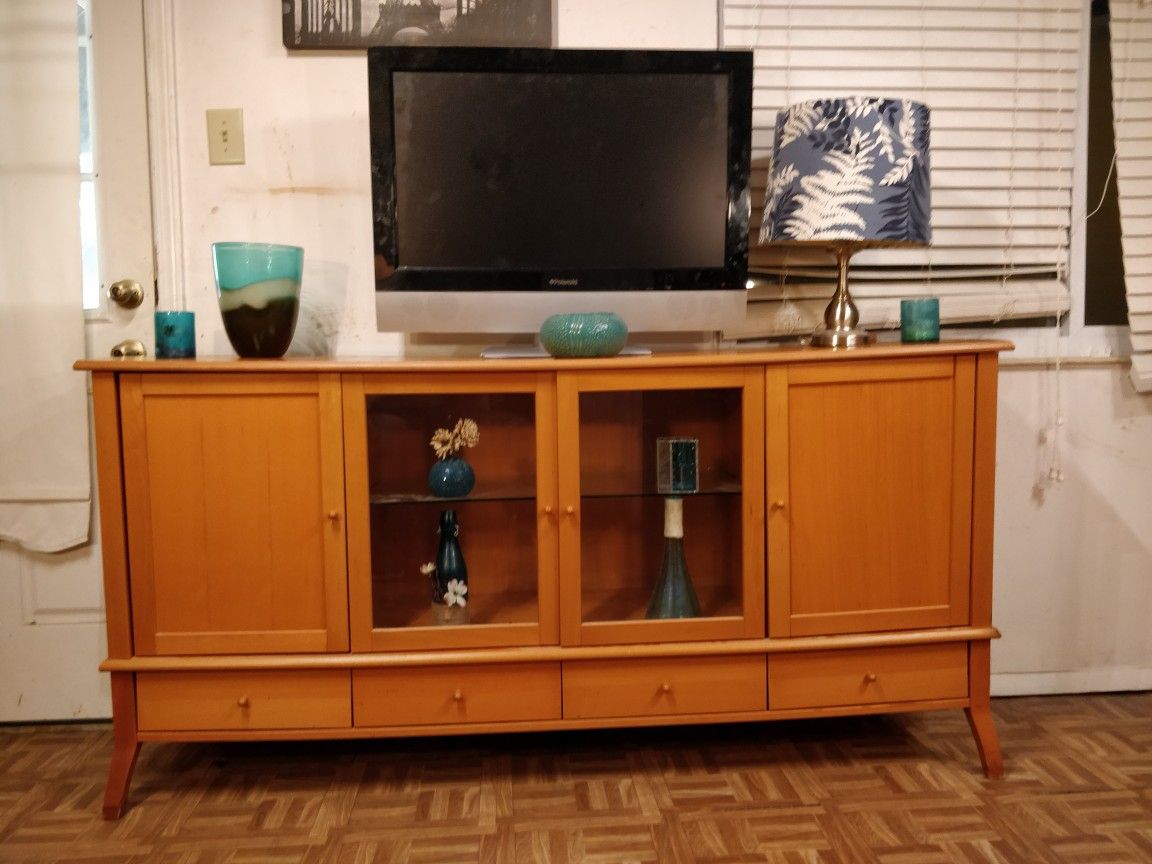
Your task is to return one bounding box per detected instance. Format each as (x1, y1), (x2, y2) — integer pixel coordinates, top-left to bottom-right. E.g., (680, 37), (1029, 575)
(761, 98), (931, 347)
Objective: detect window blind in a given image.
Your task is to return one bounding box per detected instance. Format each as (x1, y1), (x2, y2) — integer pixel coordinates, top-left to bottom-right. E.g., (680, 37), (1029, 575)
(1110, 0), (1152, 391)
(721, 0), (1079, 339)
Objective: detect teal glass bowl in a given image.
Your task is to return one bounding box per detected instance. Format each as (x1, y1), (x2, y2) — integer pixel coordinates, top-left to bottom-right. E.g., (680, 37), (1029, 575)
(211, 242), (303, 358)
(538, 312), (628, 358)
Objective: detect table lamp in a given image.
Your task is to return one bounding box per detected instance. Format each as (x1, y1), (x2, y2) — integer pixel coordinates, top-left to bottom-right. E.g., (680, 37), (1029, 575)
(761, 98), (931, 347)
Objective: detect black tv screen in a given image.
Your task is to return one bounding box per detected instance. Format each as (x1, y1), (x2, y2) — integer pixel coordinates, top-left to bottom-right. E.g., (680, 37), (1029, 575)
(368, 47), (752, 293)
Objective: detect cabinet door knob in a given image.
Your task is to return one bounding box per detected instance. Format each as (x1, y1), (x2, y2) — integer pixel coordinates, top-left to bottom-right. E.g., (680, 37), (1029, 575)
(564, 505), (575, 516)
(452, 689), (465, 702)
(863, 672), (878, 684)
(327, 510), (340, 521)
(659, 682), (672, 694)
(770, 499), (787, 511)
(237, 696), (251, 708)
(543, 505), (554, 516)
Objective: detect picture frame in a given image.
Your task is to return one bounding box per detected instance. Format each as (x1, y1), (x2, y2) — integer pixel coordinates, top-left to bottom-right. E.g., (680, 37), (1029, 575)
(282, 0), (553, 50)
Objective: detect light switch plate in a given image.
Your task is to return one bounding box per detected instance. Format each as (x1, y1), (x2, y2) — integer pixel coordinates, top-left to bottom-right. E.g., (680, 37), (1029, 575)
(206, 108), (245, 165)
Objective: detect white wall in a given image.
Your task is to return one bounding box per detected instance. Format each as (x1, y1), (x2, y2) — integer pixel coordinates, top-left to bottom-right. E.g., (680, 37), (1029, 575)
(167, 2), (382, 356)
(161, 0), (1151, 695)
(992, 363), (1152, 694)
(166, 0), (715, 359)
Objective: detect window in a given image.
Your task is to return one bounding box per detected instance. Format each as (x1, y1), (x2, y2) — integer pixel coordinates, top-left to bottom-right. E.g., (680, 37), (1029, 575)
(78, 0), (100, 311)
(722, 0), (1078, 339)
(1084, 0), (1128, 327)
(1106, 0), (1152, 389)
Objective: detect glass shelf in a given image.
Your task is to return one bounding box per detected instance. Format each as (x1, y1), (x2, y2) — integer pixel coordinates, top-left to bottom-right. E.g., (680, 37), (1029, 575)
(582, 583), (743, 624)
(579, 480), (742, 499)
(369, 487), (537, 505)
(371, 580), (539, 629)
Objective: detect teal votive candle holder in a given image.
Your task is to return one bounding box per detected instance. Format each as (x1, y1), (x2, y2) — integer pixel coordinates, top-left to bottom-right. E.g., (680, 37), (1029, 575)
(154, 310), (196, 358)
(900, 297), (940, 343)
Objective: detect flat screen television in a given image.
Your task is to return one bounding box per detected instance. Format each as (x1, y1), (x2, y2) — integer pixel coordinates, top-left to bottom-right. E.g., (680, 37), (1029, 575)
(367, 46), (753, 343)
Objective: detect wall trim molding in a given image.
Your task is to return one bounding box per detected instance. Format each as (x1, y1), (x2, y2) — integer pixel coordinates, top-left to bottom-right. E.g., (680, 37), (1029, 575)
(142, 0), (185, 311)
(992, 668), (1152, 697)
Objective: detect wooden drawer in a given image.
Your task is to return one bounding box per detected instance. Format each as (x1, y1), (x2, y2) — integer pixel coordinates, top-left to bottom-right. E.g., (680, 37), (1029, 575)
(136, 670), (351, 732)
(353, 663), (561, 727)
(563, 656), (766, 720)
(768, 644), (968, 710)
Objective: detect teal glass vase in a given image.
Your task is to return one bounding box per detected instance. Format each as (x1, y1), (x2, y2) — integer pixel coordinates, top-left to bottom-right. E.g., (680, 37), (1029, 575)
(431, 509), (469, 624)
(646, 498), (701, 619)
(538, 312), (628, 358)
(211, 242), (303, 358)
(427, 456), (475, 498)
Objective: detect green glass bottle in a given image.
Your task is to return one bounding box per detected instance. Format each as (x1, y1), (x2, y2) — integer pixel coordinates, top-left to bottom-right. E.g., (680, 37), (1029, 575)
(646, 497), (701, 619)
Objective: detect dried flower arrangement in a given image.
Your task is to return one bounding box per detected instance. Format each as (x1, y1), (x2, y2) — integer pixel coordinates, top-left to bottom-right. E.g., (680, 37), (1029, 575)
(430, 418), (479, 460)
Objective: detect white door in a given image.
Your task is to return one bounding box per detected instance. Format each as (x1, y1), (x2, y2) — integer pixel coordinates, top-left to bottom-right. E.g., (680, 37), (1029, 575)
(0, 0), (154, 721)
(85, 0), (156, 357)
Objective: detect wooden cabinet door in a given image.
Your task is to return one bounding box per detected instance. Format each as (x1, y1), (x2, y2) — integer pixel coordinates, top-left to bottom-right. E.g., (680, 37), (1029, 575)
(767, 357), (975, 637)
(556, 366), (765, 646)
(342, 371), (558, 652)
(120, 373), (348, 655)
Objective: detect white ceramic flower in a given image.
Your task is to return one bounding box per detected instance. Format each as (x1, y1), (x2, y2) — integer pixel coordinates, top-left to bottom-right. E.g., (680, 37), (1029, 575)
(443, 579), (468, 607)
(419, 562), (436, 576)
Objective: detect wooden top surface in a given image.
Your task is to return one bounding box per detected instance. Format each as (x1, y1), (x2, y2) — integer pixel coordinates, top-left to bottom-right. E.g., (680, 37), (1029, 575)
(76, 339), (1013, 374)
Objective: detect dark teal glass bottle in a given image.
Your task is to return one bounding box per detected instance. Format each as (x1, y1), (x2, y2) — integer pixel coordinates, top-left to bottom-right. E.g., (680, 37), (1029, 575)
(646, 498), (701, 619)
(435, 509), (467, 593)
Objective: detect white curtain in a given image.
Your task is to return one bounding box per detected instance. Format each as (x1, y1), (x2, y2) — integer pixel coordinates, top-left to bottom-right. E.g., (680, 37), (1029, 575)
(722, 0), (1079, 338)
(1110, 0), (1152, 391)
(0, 1), (92, 551)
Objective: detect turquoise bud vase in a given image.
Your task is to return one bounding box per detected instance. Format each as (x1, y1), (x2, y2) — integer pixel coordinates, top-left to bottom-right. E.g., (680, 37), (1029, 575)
(434, 509), (468, 597)
(427, 455), (475, 498)
(538, 312), (628, 358)
(646, 497), (701, 619)
(431, 508), (469, 625)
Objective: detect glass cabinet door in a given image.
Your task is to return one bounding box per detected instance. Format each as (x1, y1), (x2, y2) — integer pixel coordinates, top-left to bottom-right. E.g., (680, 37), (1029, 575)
(343, 372), (557, 651)
(556, 367), (765, 646)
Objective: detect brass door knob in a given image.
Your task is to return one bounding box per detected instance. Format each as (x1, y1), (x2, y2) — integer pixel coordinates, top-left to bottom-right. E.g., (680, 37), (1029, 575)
(110, 339), (147, 359)
(108, 279), (145, 309)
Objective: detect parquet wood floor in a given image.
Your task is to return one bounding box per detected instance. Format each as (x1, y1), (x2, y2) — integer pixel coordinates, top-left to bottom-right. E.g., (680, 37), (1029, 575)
(1, 693), (1149, 863)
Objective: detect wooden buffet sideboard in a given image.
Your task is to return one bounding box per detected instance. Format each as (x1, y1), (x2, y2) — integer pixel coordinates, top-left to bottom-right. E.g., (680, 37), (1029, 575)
(77, 340), (1010, 818)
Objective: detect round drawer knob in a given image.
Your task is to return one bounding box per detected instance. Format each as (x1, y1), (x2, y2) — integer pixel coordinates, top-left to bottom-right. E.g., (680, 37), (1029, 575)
(863, 672), (878, 684)
(543, 505), (554, 516)
(659, 682), (672, 694)
(452, 689), (464, 702)
(237, 696), (251, 708)
(565, 505), (575, 516)
(327, 510), (340, 521)
(770, 499), (787, 511)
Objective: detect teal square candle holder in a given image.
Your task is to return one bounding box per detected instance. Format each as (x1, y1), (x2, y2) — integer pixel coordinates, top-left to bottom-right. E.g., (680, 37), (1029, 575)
(900, 297), (940, 343)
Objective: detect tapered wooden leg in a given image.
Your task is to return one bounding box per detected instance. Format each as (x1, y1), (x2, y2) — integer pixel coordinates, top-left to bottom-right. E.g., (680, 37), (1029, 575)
(103, 672), (141, 819)
(966, 641), (1003, 779)
(965, 702), (1003, 779)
